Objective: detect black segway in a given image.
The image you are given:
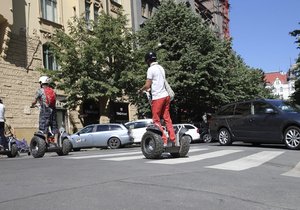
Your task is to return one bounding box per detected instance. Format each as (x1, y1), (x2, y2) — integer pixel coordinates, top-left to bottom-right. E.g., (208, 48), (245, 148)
(0, 136), (18, 158)
(140, 91), (190, 159)
(30, 127), (72, 158)
(141, 123), (190, 159)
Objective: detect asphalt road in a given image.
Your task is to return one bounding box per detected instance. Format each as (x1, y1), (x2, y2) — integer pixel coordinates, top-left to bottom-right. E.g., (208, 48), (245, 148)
(0, 143), (299, 210)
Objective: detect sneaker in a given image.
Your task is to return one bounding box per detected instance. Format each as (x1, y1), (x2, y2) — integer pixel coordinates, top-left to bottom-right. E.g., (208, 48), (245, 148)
(163, 143), (168, 147)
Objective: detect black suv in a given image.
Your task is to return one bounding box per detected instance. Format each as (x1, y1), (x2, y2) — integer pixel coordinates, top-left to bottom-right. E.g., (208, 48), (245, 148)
(210, 99), (300, 150)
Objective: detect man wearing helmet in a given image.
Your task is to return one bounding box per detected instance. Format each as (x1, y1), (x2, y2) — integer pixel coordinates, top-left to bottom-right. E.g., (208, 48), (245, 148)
(139, 51), (176, 146)
(31, 76), (58, 146)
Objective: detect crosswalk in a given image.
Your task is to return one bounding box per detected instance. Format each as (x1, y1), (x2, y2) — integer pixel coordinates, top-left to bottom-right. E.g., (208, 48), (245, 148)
(65, 146), (300, 178)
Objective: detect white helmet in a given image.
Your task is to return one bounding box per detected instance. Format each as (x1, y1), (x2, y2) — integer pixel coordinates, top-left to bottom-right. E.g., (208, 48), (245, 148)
(39, 76), (51, 84)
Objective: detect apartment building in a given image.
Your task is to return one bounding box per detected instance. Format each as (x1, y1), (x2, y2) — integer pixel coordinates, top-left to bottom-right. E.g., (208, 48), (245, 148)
(131, 0), (230, 39)
(0, 0), (229, 141)
(0, 0), (135, 141)
(265, 71), (295, 100)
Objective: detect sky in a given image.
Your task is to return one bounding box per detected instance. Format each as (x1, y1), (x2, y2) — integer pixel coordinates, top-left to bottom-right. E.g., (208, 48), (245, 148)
(229, 0), (300, 73)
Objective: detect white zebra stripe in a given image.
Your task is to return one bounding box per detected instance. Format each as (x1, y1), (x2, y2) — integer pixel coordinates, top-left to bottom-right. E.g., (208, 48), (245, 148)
(282, 161), (300, 178)
(147, 149), (243, 165)
(207, 151), (284, 171)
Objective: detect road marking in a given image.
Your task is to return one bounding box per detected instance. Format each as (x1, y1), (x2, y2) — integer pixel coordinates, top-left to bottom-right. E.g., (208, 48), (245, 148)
(147, 150), (243, 165)
(100, 149), (208, 161)
(65, 147), (207, 160)
(102, 155), (145, 161)
(66, 151), (142, 159)
(207, 151), (284, 171)
(282, 162), (300, 178)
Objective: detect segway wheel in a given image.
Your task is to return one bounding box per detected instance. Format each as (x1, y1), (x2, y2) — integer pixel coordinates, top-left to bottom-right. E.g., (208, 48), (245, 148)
(7, 144), (18, 158)
(57, 139), (72, 156)
(30, 136), (46, 158)
(170, 135), (190, 158)
(141, 131), (164, 159)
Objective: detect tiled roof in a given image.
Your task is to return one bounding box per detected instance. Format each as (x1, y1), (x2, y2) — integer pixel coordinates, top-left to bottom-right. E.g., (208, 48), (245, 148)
(265, 72), (287, 84)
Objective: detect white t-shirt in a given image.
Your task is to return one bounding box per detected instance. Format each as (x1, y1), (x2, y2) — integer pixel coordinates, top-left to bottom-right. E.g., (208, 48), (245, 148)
(0, 103), (5, 122)
(147, 62), (168, 100)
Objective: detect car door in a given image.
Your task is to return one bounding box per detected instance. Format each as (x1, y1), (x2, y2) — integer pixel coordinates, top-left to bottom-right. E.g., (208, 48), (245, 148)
(72, 125), (95, 148)
(94, 125), (110, 147)
(229, 102), (252, 139)
(248, 101), (282, 142)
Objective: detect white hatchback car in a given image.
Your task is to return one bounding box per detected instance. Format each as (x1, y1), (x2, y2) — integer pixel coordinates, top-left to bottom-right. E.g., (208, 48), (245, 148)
(125, 119), (153, 143)
(173, 124), (200, 143)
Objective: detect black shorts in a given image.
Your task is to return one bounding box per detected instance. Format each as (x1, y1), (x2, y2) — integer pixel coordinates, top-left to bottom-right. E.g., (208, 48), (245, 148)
(39, 107), (58, 134)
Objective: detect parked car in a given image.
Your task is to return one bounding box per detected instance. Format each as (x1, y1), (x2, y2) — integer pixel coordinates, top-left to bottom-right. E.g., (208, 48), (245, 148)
(125, 119), (153, 143)
(210, 98), (300, 150)
(173, 124), (201, 143)
(67, 123), (134, 151)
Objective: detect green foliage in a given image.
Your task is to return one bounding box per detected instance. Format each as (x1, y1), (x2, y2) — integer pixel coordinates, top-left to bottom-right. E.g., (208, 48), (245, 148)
(47, 11), (134, 109)
(290, 23), (300, 104)
(129, 0), (271, 122)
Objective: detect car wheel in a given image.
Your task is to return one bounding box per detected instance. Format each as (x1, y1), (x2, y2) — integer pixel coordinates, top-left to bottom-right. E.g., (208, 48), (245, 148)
(108, 137), (121, 149)
(284, 126), (300, 150)
(203, 133), (212, 143)
(218, 128), (232, 146)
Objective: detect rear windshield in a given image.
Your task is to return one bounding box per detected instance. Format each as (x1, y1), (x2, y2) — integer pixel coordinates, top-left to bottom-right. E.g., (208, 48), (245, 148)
(271, 101), (300, 113)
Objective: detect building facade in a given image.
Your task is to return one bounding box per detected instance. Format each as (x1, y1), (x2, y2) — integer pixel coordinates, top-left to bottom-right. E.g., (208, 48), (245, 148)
(265, 71), (295, 100)
(131, 0), (230, 39)
(0, 0), (229, 141)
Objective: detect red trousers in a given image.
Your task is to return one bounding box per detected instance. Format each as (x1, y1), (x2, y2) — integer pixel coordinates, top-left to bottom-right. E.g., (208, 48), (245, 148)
(151, 96), (176, 144)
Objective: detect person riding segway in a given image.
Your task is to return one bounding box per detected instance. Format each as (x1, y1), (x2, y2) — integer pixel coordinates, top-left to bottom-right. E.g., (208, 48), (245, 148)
(0, 98), (18, 158)
(30, 76), (71, 158)
(139, 51), (190, 159)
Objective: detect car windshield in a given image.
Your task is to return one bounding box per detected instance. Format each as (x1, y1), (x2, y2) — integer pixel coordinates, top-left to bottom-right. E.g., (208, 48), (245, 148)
(271, 101), (300, 113)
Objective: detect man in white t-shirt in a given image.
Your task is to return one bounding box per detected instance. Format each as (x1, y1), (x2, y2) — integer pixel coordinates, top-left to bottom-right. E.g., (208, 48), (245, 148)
(0, 98), (8, 150)
(139, 51), (176, 146)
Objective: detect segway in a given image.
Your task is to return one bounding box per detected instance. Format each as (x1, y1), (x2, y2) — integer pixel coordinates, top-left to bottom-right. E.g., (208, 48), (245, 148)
(0, 136), (18, 158)
(30, 127), (72, 158)
(141, 123), (190, 159)
(140, 91), (190, 159)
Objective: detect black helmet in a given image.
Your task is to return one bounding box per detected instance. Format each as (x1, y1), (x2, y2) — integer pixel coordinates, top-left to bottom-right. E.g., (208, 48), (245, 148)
(144, 51), (157, 62)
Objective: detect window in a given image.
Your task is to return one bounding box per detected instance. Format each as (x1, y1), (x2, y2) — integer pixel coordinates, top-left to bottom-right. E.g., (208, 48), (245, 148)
(94, 4), (99, 21)
(96, 125), (110, 132)
(135, 122), (149, 129)
(43, 43), (58, 70)
(184, 125), (194, 130)
(79, 126), (94, 134)
(41, 0), (57, 22)
(110, 125), (123, 131)
(85, 1), (91, 28)
(234, 103), (251, 116)
(218, 105), (234, 116)
(253, 102), (273, 115)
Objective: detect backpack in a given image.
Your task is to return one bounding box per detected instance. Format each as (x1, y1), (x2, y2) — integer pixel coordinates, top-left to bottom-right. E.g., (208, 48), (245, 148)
(43, 87), (56, 108)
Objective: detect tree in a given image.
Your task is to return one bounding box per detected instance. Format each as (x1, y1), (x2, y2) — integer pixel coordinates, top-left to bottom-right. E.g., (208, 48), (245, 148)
(290, 23), (300, 104)
(43, 11), (135, 124)
(127, 0), (271, 122)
